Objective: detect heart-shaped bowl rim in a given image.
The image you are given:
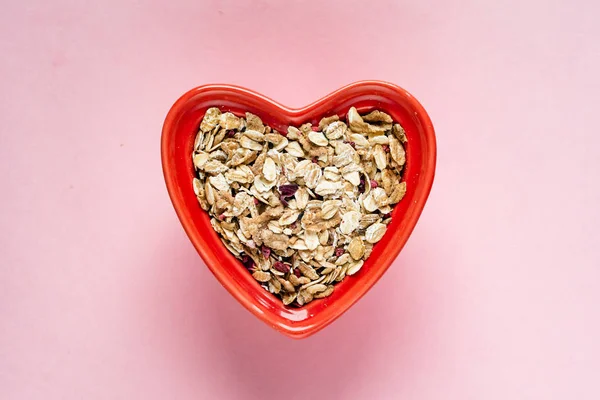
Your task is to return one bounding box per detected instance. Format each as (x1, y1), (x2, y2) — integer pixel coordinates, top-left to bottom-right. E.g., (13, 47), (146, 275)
(161, 81), (436, 339)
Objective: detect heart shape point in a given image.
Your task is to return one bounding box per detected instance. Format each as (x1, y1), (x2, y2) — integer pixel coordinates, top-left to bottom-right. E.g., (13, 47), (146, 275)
(162, 81), (436, 338)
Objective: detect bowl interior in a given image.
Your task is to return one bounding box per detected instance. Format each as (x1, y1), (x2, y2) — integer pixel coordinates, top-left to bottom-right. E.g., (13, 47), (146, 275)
(162, 82), (436, 338)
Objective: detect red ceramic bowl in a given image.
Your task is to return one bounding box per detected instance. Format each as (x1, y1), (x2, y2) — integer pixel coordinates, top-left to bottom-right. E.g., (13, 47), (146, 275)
(161, 81), (436, 339)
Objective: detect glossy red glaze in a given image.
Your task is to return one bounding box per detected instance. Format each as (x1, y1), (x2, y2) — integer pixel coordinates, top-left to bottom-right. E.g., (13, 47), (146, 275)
(161, 81), (436, 339)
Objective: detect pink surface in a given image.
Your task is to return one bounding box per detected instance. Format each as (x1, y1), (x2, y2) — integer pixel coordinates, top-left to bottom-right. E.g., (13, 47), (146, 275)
(1, 0), (599, 399)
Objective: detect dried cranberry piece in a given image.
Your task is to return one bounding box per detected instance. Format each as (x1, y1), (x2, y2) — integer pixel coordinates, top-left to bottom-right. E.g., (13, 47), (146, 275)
(335, 248), (345, 257)
(273, 261), (290, 273)
(370, 180), (378, 188)
(261, 246), (271, 259)
(240, 254), (254, 270)
(278, 184), (299, 197)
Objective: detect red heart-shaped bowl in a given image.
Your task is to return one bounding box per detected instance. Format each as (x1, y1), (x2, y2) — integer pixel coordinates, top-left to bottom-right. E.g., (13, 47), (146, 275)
(161, 81), (436, 338)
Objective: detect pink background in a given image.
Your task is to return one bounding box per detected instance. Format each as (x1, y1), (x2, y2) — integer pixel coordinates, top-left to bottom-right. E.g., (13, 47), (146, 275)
(1, 0), (599, 399)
